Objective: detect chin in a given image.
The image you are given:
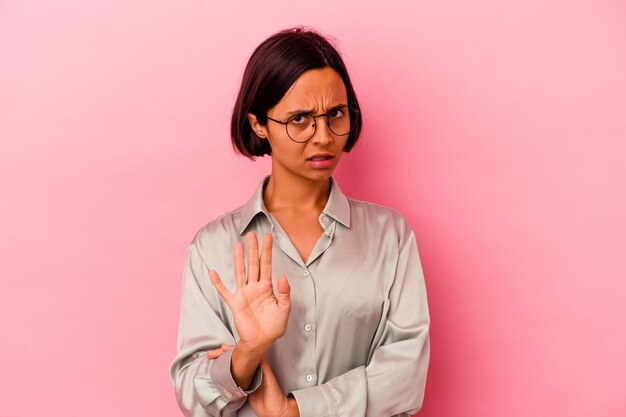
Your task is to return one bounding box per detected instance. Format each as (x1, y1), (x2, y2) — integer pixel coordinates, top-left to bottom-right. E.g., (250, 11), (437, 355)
(308, 171), (334, 181)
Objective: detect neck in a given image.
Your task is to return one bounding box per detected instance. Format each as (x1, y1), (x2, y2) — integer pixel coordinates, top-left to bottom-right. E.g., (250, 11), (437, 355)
(263, 171), (331, 213)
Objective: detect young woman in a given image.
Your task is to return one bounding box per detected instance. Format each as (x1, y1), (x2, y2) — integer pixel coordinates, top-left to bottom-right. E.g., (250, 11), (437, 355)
(169, 26), (430, 417)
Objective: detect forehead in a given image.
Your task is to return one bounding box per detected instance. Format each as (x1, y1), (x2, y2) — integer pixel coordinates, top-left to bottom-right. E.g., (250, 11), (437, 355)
(275, 67), (347, 110)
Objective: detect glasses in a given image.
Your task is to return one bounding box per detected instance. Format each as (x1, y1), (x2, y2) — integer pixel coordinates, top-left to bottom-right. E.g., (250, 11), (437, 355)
(266, 105), (359, 143)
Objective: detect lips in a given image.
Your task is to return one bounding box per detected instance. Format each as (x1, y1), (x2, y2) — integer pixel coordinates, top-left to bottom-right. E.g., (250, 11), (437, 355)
(307, 153), (334, 161)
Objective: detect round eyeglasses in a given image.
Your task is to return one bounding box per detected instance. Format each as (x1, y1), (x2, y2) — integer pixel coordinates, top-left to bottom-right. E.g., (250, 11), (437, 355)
(265, 105), (359, 143)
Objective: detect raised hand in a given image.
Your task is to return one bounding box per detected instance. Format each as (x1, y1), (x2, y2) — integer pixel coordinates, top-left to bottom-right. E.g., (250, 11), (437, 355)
(208, 232), (291, 355)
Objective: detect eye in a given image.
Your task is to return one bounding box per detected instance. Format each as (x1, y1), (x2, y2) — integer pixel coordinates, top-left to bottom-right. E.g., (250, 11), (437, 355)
(329, 107), (345, 118)
(289, 113), (310, 125)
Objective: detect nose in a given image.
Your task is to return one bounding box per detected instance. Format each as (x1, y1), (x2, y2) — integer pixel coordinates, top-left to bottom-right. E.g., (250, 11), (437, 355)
(311, 116), (334, 145)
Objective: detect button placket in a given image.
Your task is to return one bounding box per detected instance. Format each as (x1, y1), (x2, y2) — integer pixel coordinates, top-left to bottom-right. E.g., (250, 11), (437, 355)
(267, 212), (307, 269)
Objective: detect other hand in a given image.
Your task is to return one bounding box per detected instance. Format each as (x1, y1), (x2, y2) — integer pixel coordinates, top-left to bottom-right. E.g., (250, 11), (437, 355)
(206, 343), (236, 360)
(248, 358), (300, 417)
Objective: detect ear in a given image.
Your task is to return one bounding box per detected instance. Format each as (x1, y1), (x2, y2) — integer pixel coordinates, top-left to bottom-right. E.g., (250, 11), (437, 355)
(247, 113), (268, 139)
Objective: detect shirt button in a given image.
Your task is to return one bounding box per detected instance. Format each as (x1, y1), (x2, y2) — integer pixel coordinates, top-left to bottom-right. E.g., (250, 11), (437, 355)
(325, 229), (332, 237)
(303, 270), (310, 277)
(304, 324), (312, 331)
(321, 216), (329, 223)
(306, 374), (313, 382)
(225, 391), (233, 399)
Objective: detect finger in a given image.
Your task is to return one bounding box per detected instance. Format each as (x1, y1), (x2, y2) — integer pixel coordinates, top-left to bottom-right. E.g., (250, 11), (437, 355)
(208, 269), (235, 306)
(221, 343), (236, 350)
(246, 231), (260, 282)
(234, 241), (246, 288)
(206, 348), (224, 359)
(259, 357), (278, 385)
(260, 233), (273, 282)
(276, 274), (291, 311)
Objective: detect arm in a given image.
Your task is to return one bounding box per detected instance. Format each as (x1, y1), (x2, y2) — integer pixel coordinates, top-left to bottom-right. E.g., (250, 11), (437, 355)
(169, 242), (264, 417)
(206, 346), (301, 417)
(288, 229), (431, 417)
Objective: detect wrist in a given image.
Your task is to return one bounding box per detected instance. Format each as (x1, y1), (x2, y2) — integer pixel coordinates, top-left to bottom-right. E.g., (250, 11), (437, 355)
(231, 345), (264, 390)
(237, 341), (270, 357)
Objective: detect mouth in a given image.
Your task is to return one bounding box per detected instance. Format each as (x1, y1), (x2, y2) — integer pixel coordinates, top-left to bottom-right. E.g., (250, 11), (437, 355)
(306, 153), (335, 169)
(307, 154), (334, 161)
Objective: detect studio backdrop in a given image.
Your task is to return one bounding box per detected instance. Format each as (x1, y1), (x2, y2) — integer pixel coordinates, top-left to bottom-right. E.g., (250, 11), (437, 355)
(1, 1), (625, 416)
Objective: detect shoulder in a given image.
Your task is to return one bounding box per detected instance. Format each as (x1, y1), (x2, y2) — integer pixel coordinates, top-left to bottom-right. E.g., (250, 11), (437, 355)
(188, 205), (245, 255)
(346, 197), (414, 245)
(347, 196), (411, 228)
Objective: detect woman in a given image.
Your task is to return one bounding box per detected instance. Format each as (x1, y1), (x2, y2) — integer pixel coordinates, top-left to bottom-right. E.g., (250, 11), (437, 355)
(169, 26), (430, 417)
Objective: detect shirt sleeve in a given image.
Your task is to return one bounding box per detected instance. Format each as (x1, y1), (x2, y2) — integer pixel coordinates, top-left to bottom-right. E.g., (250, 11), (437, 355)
(170, 242), (264, 417)
(288, 228), (431, 417)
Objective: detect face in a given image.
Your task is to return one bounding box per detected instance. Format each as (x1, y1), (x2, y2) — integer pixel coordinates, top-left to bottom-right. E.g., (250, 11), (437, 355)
(248, 67), (349, 183)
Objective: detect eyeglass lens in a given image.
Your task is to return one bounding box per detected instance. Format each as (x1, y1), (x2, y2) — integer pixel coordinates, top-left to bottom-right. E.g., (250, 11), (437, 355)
(286, 106), (356, 142)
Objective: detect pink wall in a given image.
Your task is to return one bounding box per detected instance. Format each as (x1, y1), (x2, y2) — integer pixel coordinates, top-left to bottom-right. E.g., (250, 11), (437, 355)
(1, 1), (625, 416)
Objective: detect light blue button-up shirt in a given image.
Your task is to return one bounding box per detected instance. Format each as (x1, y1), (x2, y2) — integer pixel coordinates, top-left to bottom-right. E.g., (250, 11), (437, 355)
(170, 175), (430, 416)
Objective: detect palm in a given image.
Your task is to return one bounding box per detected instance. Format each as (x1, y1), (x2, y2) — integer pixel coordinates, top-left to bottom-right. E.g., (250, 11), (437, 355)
(229, 277), (289, 350)
(209, 232), (291, 353)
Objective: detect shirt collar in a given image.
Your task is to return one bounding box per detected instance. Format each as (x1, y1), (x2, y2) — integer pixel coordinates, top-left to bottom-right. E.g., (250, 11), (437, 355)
(237, 175), (351, 235)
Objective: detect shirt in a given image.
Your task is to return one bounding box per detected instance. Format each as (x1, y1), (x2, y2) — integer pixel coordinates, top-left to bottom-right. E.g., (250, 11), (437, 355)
(169, 175), (430, 417)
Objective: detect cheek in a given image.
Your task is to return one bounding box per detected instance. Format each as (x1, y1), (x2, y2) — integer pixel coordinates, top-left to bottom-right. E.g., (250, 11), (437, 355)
(337, 138), (349, 153)
(270, 140), (303, 163)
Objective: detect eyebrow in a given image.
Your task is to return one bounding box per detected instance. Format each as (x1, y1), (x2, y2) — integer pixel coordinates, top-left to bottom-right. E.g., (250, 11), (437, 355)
(285, 103), (348, 117)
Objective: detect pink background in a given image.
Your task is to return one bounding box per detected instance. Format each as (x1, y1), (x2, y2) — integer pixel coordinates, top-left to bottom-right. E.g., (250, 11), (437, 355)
(1, 1), (625, 416)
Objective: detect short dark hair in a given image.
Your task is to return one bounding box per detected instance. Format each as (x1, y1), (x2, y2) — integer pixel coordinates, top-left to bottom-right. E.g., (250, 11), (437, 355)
(230, 26), (363, 159)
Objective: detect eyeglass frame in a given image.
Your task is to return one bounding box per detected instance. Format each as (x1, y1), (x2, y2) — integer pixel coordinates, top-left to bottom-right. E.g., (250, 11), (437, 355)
(265, 105), (360, 143)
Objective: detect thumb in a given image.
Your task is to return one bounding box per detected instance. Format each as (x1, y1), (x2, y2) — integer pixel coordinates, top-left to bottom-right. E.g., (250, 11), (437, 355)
(260, 357), (277, 383)
(276, 274), (291, 310)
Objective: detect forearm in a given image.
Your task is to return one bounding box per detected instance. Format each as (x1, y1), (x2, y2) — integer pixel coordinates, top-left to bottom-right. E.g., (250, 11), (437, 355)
(172, 351), (251, 417)
(288, 366), (366, 417)
(288, 331), (429, 417)
(231, 345), (264, 389)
